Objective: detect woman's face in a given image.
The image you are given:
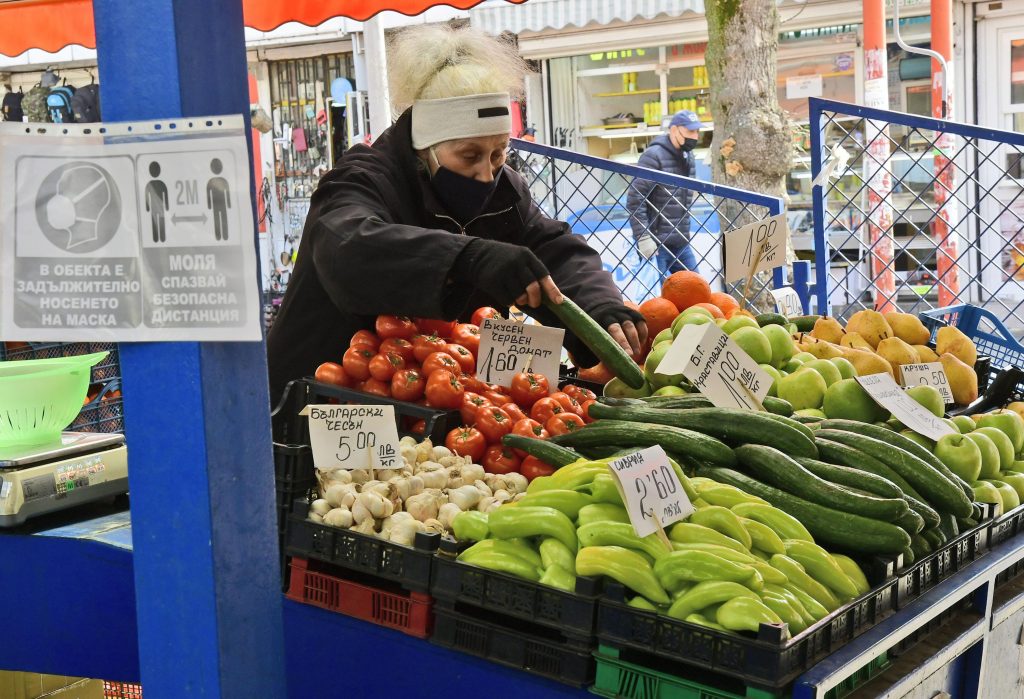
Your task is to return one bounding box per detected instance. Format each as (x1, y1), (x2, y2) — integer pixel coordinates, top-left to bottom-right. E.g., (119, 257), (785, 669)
(427, 134), (510, 182)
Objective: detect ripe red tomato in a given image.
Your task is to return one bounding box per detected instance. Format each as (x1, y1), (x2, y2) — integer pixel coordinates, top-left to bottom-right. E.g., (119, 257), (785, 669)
(579, 399), (597, 423)
(530, 396), (564, 423)
(391, 369), (425, 401)
(446, 426), (487, 462)
(362, 378), (391, 398)
(342, 346), (374, 381)
(452, 323), (481, 356)
(368, 352), (405, 382)
(502, 402), (528, 425)
(483, 390), (513, 406)
(509, 371), (550, 408)
(410, 419), (427, 435)
(350, 329), (380, 351)
(521, 455), (556, 481)
(471, 307), (503, 327)
(422, 351), (461, 376)
(482, 444), (521, 474)
(425, 370), (465, 409)
(476, 406), (513, 443)
(460, 392), (490, 425)
(415, 318), (457, 338)
(314, 361), (351, 387)
(550, 391), (585, 417)
(459, 373), (488, 394)
(446, 344), (476, 373)
(380, 338), (415, 363)
(376, 315), (417, 340)
(413, 334), (449, 363)
(546, 413), (585, 436)
(563, 384), (598, 403)
(510, 418), (549, 458)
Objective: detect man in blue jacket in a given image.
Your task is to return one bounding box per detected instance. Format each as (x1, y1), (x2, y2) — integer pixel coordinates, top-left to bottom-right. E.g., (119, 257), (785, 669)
(627, 110), (702, 277)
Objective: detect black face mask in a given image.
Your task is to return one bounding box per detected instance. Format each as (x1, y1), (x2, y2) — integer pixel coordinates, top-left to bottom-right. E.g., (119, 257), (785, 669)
(680, 137), (698, 152)
(430, 149), (500, 224)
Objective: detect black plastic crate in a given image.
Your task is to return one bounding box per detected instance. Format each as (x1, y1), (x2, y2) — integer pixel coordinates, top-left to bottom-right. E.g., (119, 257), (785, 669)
(273, 444), (317, 537)
(594, 579), (897, 691)
(988, 503), (1024, 547)
(89, 342), (120, 382)
(72, 381), (124, 434)
(285, 500), (439, 593)
(431, 605), (594, 687)
(894, 515), (991, 608)
(558, 365), (605, 397)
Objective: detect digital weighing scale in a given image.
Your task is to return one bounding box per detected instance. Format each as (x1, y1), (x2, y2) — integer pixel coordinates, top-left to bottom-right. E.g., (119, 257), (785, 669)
(0, 432), (128, 527)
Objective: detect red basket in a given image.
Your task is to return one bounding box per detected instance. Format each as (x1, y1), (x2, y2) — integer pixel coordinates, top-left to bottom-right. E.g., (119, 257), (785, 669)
(286, 558), (433, 638)
(103, 681), (143, 698)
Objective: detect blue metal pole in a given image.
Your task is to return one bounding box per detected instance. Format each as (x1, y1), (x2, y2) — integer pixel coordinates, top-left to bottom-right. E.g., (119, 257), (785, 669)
(808, 98), (831, 315)
(92, 1), (286, 696)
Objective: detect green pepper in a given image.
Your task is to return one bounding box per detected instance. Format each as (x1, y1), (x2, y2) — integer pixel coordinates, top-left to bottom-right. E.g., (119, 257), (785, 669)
(831, 554), (871, 596)
(698, 484), (770, 509)
(488, 506), (578, 552)
(689, 506), (753, 550)
(685, 612), (729, 632)
(514, 490), (595, 519)
(653, 550), (763, 592)
(782, 584), (829, 622)
(576, 503), (630, 527)
(667, 542), (785, 584)
(451, 511), (489, 542)
(764, 584), (817, 626)
(578, 521), (672, 561)
(548, 461), (610, 490)
(783, 540), (860, 601)
(588, 473), (624, 505)
(770, 554), (841, 611)
(731, 503), (813, 542)
(539, 564), (576, 591)
(458, 538), (542, 568)
(576, 545), (670, 604)
(526, 475), (558, 494)
(460, 551), (541, 581)
(667, 580), (760, 620)
(689, 477), (717, 488)
(667, 457), (700, 503)
(759, 588), (807, 634)
(715, 596), (783, 633)
(740, 518), (786, 555)
(672, 583), (695, 600)
(539, 538), (577, 575)
(627, 595), (659, 611)
(669, 522), (749, 553)
(751, 548), (772, 561)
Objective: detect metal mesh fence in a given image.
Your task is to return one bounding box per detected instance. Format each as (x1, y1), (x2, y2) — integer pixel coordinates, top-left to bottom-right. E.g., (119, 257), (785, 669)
(508, 139), (787, 309)
(810, 98), (1024, 337)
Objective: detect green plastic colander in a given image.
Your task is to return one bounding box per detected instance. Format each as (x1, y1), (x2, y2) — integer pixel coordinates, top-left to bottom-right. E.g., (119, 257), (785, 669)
(0, 351), (109, 449)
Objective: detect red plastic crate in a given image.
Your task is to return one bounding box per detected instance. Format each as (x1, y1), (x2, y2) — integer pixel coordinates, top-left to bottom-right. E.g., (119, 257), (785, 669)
(103, 681), (143, 698)
(286, 558), (433, 638)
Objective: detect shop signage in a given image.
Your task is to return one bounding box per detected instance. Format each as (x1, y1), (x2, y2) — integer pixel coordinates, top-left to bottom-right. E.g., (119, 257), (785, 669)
(607, 445), (692, 539)
(722, 213), (790, 285)
(786, 75), (823, 100)
(899, 363), (955, 404)
(476, 318), (564, 388)
(770, 287), (803, 316)
(303, 404), (402, 471)
(0, 117), (261, 341)
(856, 373), (956, 441)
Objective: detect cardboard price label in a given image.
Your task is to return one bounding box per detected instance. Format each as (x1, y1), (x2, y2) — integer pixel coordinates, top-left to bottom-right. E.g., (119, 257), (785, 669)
(900, 363), (955, 404)
(723, 213), (790, 284)
(608, 446), (693, 538)
(476, 318), (564, 388)
(304, 404), (401, 471)
(655, 323), (771, 411)
(855, 373), (957, 441)
(770, 287), (803, 317)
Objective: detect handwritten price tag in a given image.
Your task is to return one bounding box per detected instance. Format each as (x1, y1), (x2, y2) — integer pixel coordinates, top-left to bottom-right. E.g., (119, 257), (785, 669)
(608, 446), (693, 538)
(476, 318), (564, 388)
(900, 363), (955, 404)
(770, 287), (803, 317)
(656, 323), (771, 410)
(723, 213), (791, 284)
(855, 373), (956, 441)
(304, 404), (401, 471)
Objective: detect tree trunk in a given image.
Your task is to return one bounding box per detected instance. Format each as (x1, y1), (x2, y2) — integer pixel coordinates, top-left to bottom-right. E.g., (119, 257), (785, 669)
(706, 0), (793, 309)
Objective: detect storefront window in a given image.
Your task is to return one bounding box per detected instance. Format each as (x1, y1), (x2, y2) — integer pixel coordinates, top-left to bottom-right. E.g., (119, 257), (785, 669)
(1011, 39), (1024, 104)
(573, 46), (658, 71)
(777, 51), (857, 120)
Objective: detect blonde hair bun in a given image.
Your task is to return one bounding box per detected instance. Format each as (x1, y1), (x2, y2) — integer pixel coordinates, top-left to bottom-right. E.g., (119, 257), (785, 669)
(388, 25), (528, 114)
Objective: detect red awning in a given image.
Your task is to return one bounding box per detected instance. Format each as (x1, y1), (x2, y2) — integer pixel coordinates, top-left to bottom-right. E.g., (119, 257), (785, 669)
(0, 0), (525, 57)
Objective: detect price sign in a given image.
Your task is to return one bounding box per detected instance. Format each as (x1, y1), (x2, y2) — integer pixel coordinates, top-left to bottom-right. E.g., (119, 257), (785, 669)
(855, 373), (957, 441)
(723, 213), (791, 284)
(608, 446), (693, 538)
(304, 404), (401, 471)
(476, 318), (564, 388)
(656, 322), (771, 410)
(900, 363), (955, 404)
(770, 287), (803, 317)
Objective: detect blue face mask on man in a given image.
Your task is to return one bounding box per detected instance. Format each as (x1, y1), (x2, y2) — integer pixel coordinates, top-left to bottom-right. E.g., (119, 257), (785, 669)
(429, 147), (500, 224)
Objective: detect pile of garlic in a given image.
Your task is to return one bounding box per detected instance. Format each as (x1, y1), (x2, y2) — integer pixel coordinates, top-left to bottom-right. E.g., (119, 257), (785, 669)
(308, 436), (528, 546)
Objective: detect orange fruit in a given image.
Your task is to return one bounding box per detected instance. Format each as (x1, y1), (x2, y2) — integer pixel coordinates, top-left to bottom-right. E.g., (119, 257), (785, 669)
(661, 271), (712, 311)
(624, 298), (641, 311)
(709, 292), (741, 318)
(638, 297), (679, 337)
(692, 302), (724, 319)
(578, 362), (614, 384)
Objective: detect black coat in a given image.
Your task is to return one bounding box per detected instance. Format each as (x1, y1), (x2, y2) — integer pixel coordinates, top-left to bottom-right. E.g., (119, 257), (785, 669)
(266, 109), (623, 402)
(626, 135), (695, 250)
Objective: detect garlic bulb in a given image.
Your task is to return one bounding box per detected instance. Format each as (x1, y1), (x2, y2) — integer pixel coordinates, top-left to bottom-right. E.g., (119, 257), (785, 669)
(323, 507), (354, 528)
(419, 468), (448, 490)
(493, 489), (512, 504)
(400, 435), (418, 448)
(376, 469), (400, 481)
(462, 463), (485, 484)
(438, 455), (461, 468)
(512, 492), (527, 503)
(407, 475), (425, 497)
(431, 445), (452, 462)
(353, 518), (377, 536)
(477, 496), (503, 513)
(308, 512), (324, 523)
(400, 444), (418, 466)
(325, 483), (358, 508)
(380, 511), (414, 540)
(390, 518), (426, 546)
(503, 472), (529, 494)
(406, 491), (440, 522)
(423, 518), (446, 536)
(322, 468), (352, 485)
(310, 499), (332, 517)
(415, 439), (434, 463)
(448, 485), (483, 511)
(446, 467), (466, 490)
(362, 480), (390, 497)
(437, 502), (463, 530)
(341, 490), (357, 509)
(357, 491), (393, 519)
(473, 480), (492, 497)
(349, 469), (373, 485)
(352, 498), (373, 525)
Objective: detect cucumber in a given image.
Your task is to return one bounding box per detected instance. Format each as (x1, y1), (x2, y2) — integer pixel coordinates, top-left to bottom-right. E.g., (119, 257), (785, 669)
(549, 420), (736, 467)
(501, 434), (581, 468)
(895, 508), (926, 535)
(910, 534), (932, 558)
(938, 513), (959, 541)
(762, 397), (795, 417)
(901, 547), (916, 566)
(586, 404), (817, 458)
(791, 315), (822, 333)
(759, 412), (816, 442)
(543, 296), (645, 388)
(597, 396), (648, 407)
(696, 465), (912, 554)
(639, 393), (795, 417)
(815, 430), (972, 518)
(921, 527), (946, 549)
(793, 414), (825, 425)
(735, 445), (908, 521)
(794, 457), (905, 500)
(756, 312), (789, 327)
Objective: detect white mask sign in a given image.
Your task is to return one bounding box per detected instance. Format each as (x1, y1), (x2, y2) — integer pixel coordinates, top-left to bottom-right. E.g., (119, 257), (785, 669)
(476, 318), (564, 388)
(855, 373), (956, 441)
(303, 404), (401, 471)
(607, 446), (693, 538)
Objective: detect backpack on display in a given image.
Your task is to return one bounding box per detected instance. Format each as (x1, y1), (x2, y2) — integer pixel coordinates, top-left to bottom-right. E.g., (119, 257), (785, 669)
(47, 82), (77, 123)
(2, 89), (23, 122)
(22, 84), (50, 122)
(71, 83), (101, 122)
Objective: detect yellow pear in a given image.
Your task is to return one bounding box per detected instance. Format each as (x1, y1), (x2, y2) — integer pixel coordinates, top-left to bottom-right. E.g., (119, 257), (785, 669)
(876, 337), (921, 382)
(1006, 402), (1024, 424)
(845, 347), (895, 378)
(939, 352), (979, 405)
(810, 316), (845, 344)
(840, 331), (874, 350)
(913, 345), (940, 363)
(845, 310), (894, 349)
(798, 336), (844, 360)
(936, 326), (977, 367)
(884, 312), (932, 345)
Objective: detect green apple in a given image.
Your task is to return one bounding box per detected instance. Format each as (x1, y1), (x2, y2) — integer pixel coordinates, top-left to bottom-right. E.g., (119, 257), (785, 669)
(652, 328), (674, 346)
(997, 471), (1024, 501)
(605, 377), (652, 399)
(645, 341), (685, 389)
(984, 479), (1021, 512)
(786, 323), (799, 335)
(722, 315), (760, 335)
(830, 357), (857, 380)
(653, 385), (687, 396)
(951, 415), (976, 434)
(965, 431), (1002, 479)
(900, 429), (936, 452)
(934, 432), (982, 483)
(682, 306), (715, 320)
(803, 359), (842, 387)
(975, 426), (1015, 471)
(977, 410), (1024, 453)
(1011, 460), (1024, 474)
(761, 324), (797, 367)
(730, 327), (773, 365)
(783, 359), (804, 374)
(822, 378), (887, 422)
(905, 385), (945, 418)
(715, 318), (729, 328)
(759, 364), (783, 397)
(942, 418), (961, 434)
(671, 312), (712, 337)
(777, 367), (827, 411)
(795, 408), (827, 419)
(972, 481), (1004, 516)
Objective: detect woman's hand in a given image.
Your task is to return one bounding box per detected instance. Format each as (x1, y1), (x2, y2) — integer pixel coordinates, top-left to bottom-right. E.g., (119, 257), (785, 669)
(516, 276), (563, 308)
(607, 318), (648, 357)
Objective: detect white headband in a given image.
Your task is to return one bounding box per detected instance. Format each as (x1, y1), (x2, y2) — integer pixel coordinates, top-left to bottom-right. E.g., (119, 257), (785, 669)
(411, 92), (512, 150)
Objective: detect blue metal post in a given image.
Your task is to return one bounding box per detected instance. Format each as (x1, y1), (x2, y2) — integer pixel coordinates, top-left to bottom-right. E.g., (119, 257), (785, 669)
(793, 260), (811, 314)
(808, 98), (831, 315)
(92, 1), (286, 696)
